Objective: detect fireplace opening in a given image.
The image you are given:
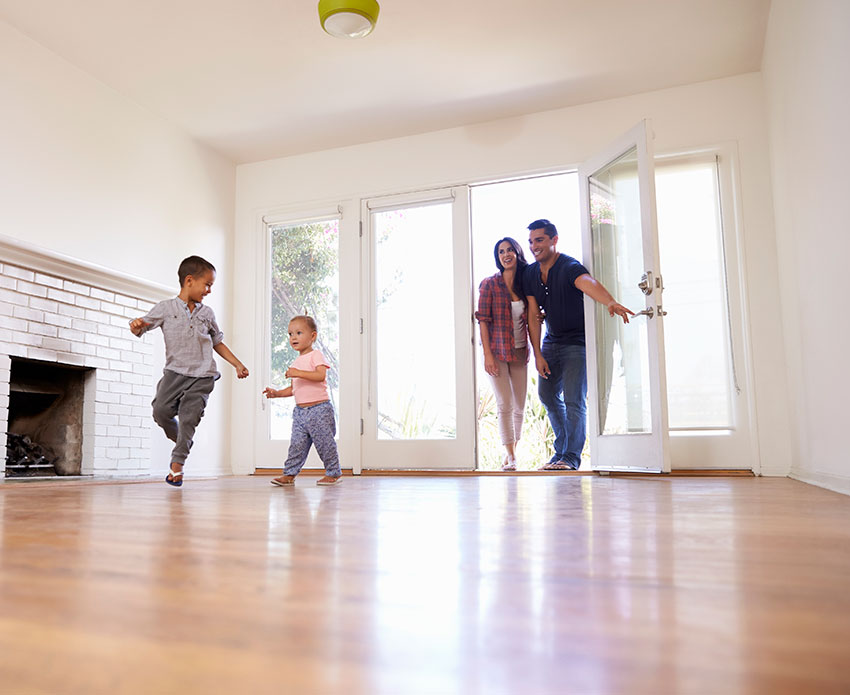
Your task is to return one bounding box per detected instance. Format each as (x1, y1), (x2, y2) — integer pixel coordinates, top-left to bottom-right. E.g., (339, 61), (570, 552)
(5, 357), (92, 478)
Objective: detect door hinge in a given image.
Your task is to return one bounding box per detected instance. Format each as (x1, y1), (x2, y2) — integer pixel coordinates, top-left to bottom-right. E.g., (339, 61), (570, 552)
(360, 318), (364, 334)
(359, 220), (363, 238)
(360, 418), (364, 435)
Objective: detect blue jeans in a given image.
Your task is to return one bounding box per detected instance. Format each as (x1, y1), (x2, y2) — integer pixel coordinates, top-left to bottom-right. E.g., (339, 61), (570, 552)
(537, 343), (587, 468)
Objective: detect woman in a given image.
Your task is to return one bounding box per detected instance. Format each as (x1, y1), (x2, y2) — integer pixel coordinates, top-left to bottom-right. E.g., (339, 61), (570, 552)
(475, 237), (530, 471)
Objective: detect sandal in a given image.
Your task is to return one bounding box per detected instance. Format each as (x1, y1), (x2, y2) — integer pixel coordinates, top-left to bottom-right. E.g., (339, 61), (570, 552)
(316, 476), (341, 486)
(502, 456), (517, 471)
(270, 475), (295, 487)
(165, 464), (184, 487)
(539, 461), (571, 471)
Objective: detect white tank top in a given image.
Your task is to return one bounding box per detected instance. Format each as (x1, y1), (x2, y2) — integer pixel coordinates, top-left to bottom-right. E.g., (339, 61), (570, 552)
(511, 300), (527, 349)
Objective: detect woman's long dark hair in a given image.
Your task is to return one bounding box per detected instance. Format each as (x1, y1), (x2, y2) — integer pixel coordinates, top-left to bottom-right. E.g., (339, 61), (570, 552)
(493, 237), (528, 308)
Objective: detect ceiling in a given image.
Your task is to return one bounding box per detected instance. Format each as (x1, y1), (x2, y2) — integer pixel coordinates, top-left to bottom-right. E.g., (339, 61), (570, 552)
(0, 0), (771, 164)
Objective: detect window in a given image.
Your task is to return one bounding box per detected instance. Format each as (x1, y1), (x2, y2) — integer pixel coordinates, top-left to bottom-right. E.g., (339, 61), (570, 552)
(655, 155), (735, 429)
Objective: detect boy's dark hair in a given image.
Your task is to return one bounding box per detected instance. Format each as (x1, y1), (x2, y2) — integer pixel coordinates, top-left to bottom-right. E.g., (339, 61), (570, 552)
(178, 256), (216, 286)
(290, 315), (317, 332)
(527, 219), (558, 239)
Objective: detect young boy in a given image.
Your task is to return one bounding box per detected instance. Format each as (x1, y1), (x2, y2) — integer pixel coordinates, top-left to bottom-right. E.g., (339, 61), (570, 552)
(130, 255), (249, 486)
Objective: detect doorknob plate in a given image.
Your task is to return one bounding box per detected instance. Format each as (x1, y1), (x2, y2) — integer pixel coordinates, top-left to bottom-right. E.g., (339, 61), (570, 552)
(638, 271), (653, 296)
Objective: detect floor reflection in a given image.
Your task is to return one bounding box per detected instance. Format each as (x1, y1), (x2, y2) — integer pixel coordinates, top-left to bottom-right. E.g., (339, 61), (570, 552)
(1, 476), (849, 694)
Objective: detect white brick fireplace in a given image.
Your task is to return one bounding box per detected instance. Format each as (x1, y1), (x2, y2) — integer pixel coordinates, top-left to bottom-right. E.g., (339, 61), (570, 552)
(1, 234), (172, 478)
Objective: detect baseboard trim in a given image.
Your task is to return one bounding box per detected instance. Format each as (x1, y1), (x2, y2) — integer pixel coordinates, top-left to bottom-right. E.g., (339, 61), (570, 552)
(789, 470), (850, 496)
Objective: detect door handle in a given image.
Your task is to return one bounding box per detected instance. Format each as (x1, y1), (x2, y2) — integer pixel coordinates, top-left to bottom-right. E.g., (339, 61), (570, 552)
(635, 306), (668, 319)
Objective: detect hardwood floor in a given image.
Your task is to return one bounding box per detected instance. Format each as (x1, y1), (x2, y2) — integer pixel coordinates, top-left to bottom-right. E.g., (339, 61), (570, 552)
(1, 475), (848, 694)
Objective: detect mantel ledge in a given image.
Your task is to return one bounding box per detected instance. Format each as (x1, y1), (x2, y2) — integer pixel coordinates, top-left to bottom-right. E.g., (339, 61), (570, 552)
(0, 234), (173, 303)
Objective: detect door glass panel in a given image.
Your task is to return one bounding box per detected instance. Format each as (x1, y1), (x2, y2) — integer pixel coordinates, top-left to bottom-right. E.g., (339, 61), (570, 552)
(268, 219), (339, 439)
(655, 158), (733, 429)
(589, 147), (651, 435)
(373, 203), (456, 439)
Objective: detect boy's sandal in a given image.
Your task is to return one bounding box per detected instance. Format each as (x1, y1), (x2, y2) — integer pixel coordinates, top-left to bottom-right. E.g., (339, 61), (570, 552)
(316, 476), (341, 486)
(165, 466), (184, 487)
(270, 476), (295, 486)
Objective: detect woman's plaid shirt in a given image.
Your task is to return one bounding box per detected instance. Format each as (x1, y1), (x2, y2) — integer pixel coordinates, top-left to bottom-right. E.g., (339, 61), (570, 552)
(475, 272), (528, 363)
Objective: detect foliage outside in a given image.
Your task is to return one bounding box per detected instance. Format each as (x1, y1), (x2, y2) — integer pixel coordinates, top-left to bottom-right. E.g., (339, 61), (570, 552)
(377, 394), (456, 440)
(590, 192), (616, 226)
(477, 374), (590, 471)
(269, 221), (339, 434)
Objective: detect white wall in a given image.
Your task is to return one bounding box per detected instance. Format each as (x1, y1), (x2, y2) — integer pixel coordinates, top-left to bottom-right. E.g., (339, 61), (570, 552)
(0, 20), (237, 477)
(234, 72), (791, 477)
(762, 0), (850, 495)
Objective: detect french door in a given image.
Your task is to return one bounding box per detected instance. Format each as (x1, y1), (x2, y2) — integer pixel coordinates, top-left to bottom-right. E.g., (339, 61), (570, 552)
(255, 211), (341, 471)
(579, 120), (671, 473)
(360, 187), (475, 470)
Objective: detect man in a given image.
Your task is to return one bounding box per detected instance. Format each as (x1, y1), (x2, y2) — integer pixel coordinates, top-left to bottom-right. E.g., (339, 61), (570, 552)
(523, 219), (634, 470)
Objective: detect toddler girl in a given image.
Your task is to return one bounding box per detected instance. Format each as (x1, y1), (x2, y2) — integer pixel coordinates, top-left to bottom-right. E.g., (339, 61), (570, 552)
(263, 315), (341, 486)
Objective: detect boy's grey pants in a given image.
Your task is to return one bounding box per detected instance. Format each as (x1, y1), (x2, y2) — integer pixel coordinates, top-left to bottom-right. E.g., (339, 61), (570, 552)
(151, 370), (216, 465)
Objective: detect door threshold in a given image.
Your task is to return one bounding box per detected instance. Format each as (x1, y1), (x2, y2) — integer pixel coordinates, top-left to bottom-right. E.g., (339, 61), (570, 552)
(253, 468), (754, 477)
(359, 469), (754, 477)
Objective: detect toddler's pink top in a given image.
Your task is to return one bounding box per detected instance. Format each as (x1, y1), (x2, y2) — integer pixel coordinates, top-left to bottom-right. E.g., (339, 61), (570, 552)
(291, 349), (331, 405)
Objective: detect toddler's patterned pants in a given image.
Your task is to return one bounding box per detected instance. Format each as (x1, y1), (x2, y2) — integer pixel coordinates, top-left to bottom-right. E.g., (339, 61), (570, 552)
(283, 401), (341, 478)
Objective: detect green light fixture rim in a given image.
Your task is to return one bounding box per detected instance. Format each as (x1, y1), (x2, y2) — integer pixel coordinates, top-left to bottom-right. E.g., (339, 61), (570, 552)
(318, 0), (381, 33)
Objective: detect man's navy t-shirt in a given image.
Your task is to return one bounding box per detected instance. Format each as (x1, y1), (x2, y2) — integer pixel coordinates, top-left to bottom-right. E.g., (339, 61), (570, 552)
(522, 254), (590, 347)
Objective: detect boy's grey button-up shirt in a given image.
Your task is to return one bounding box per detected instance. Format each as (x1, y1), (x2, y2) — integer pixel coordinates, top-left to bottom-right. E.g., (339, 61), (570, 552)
(138, 297), (224, 378)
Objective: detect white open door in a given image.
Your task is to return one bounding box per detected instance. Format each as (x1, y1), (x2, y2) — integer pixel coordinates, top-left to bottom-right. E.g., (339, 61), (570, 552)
(579, 120), (671, 473)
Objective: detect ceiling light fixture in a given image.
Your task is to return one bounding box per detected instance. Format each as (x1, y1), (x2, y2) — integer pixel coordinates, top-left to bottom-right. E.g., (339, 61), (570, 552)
(318, 0), (380, 39)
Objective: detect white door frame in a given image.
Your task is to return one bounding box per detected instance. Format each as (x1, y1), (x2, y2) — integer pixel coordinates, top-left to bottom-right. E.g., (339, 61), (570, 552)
(655, 145), (760, 472)
(360, 186), (475, 470)
(253, 203), (361, 472)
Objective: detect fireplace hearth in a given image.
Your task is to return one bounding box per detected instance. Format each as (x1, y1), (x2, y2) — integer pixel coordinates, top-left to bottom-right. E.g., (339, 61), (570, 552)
(5, 357), (91, 477)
